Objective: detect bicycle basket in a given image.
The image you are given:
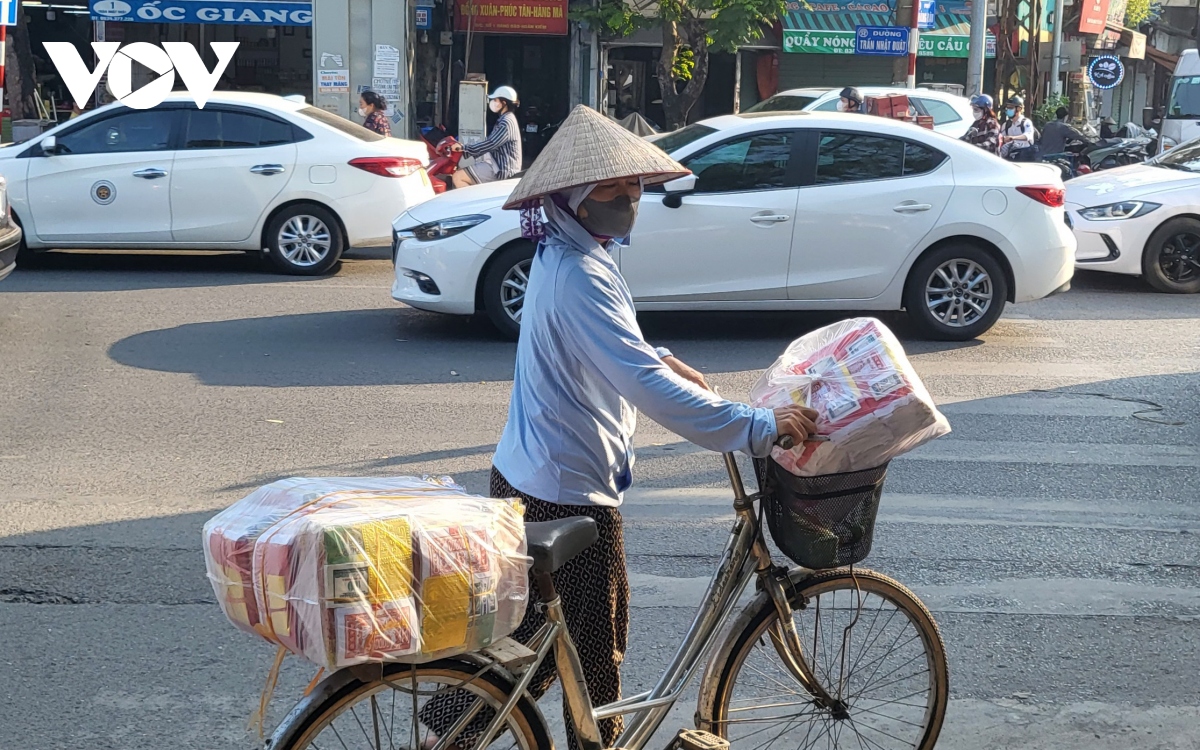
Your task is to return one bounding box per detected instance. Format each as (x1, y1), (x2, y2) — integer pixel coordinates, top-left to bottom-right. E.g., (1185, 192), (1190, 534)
(754, 459), (888, 570)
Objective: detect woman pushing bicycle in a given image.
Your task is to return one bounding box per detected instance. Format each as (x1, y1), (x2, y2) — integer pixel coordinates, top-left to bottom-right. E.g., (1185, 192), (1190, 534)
(418, 105), (820, 749)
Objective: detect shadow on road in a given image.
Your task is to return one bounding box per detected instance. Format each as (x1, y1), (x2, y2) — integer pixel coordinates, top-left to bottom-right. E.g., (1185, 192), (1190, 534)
(0, 247), (384, 292)
(107, 306), (981, 387)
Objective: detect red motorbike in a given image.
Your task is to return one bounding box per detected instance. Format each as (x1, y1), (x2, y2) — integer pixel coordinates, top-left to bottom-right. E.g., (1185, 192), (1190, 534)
(421, 126), (463, 194)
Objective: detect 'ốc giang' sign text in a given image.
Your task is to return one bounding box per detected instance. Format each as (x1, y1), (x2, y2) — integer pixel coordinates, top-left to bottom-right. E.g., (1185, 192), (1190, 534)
(90, 0), (312, 26)
(454, 0), (567, 35)
(783, 29), (995, 58)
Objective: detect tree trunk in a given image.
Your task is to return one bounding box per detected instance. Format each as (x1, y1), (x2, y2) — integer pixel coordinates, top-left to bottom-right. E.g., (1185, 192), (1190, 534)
(5, 13), (39, 119)
(657, 17), (709, 130)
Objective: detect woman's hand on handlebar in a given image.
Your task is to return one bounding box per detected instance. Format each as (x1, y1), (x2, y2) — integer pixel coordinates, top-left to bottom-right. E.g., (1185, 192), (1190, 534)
(773, 405), (820, 447)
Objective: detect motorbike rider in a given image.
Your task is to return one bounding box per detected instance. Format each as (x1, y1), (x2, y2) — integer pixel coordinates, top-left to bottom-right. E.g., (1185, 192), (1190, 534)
(961, 94), (1001, 155)
(450, 85), (523, 188)
(1039, 106), (1089, 156)
(838, 87), (863, 113)
(999, 95), (1036, 162)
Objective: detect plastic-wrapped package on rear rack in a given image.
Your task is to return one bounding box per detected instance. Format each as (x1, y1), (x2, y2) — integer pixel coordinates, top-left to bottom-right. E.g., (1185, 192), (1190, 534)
(750, 318), (951, 569)
(203, 476), (531, 670)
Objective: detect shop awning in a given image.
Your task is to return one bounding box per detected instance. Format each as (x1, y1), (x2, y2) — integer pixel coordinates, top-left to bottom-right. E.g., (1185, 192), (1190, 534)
(90, 0), (313, 26)
(781, 0), (995, 58)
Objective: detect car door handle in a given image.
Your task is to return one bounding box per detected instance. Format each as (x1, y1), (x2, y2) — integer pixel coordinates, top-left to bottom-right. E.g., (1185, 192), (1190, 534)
(251, 164), (286, 175)
(893, 202), (933, 213)
(132, 168), (168, 179)
(749, 213), (791, 224)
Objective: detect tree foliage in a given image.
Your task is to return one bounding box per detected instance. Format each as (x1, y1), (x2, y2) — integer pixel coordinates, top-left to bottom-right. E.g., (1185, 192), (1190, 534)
(1123, 0), (1161, 27)
(574, 0), (788, 129)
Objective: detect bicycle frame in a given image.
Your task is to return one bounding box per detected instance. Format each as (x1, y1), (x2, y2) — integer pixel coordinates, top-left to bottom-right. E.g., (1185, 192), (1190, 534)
(466, 453), (837, 750)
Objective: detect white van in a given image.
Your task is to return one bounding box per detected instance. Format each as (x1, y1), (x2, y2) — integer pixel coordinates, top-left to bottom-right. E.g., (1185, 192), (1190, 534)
(1162, 48), (1200, 153)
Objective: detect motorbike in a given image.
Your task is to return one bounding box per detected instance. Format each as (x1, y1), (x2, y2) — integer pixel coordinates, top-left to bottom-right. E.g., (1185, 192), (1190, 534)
(419, 126), (463, 194)
(1042, 134), (1153, 180)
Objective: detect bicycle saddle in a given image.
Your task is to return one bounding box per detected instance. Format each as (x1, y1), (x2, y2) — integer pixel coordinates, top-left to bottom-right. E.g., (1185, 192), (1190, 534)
(524, 517), (599, 573)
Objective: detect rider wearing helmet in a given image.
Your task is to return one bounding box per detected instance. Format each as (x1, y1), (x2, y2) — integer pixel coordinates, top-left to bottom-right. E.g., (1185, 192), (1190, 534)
(999, 94), (1036, 161)
(452, 85), (523, 188)
(837, 87), (863, 113)
(962, 94), (1001, 155)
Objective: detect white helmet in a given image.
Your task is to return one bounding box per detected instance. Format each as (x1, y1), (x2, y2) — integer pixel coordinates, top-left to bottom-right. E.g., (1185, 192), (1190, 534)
(489, 86), (519, 105)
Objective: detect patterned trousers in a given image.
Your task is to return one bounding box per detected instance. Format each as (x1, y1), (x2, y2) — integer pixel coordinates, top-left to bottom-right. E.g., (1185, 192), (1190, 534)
(419, 467), (631, 750)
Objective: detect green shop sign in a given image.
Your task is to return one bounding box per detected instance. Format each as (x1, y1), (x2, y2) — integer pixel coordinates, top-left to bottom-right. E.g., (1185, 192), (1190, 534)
(782, 29), (995, 58)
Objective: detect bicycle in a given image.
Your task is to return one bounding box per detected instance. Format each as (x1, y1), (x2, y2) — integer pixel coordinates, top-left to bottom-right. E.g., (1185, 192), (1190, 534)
(269, 443), (949, 750)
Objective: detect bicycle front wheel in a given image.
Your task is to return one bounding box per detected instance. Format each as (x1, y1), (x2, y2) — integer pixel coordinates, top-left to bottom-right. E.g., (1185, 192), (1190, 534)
(271, 659), (551, 750)
(708, 569), (948, 750)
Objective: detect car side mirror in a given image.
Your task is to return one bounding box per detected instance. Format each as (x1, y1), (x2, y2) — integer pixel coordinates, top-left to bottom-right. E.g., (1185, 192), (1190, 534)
(40, 135), (58, 155)
(661, 174), (697, 209)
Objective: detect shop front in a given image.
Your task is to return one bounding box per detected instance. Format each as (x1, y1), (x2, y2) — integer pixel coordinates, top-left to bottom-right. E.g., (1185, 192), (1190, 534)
(780, 0), (995, 90)
(88, 0), (313, 101)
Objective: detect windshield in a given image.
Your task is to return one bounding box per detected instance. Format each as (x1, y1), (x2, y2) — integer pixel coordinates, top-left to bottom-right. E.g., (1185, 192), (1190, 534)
(744, 95), (819, 114)
(1167, 76), (1200, 119)
(1151, 138), (1200, 171)
(650, 123), (717, 155)
(297, 106), (385, 142)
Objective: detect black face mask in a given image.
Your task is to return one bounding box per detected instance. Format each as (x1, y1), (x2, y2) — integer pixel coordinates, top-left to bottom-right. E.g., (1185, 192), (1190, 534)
(577, 194), (639, 238)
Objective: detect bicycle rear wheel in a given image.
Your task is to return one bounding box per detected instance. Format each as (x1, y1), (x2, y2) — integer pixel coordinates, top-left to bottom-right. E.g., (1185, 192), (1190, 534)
(708, 569), (948, 750)
(270, 659), (550, 750)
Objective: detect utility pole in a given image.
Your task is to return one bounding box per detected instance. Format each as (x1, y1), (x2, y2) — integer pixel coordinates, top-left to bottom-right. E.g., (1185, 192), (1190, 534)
(966, 0), (987, 97)
(907, 0), (920, 89)
(1049, 0), (1065, 96)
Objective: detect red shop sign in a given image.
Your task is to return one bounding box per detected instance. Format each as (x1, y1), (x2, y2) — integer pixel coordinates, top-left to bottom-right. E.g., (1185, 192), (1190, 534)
(1078, 0), (1111, 34)
(454, 0), (569, 35)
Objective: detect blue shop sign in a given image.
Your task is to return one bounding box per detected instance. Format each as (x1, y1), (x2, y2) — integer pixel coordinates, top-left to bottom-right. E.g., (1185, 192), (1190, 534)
(90, 0), (313, 25)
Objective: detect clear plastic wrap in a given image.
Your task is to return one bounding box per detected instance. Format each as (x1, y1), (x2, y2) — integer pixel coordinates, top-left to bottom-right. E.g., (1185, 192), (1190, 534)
(750, 318), (950, 476)
(203, 476), (530, 670)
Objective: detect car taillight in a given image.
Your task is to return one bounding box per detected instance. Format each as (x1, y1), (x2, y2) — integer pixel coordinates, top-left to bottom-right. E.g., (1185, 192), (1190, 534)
(348, 157), (424, 178)
(1016, 185), (1065, 208)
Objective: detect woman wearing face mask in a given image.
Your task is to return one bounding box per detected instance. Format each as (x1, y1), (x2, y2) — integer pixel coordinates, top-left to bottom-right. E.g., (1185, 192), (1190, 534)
(999, 95), (1036, 162)
(961, 93), (1001, 155)
(837, 86), (863, 113)
(417, 105), (819, 750)
(357, 91), (391, 136)
(450, 85), (522, 188)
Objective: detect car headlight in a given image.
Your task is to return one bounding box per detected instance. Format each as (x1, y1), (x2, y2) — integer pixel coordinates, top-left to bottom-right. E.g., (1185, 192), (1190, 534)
(1077, 201), (1161, 221)
(397, 214), (490, 242)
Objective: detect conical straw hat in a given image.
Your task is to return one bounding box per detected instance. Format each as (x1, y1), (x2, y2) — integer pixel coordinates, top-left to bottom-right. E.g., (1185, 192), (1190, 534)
(503, 104), (690, 210)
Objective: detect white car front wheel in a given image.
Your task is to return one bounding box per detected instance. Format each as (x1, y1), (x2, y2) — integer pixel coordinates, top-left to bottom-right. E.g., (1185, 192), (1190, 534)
(1143, 217), (1200, 294)
(482, 242), (535, 340)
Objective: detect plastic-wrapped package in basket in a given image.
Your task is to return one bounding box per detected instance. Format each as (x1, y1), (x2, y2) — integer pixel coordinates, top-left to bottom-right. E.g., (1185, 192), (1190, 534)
(750, 317), (950, 477)
(202, 476), (530, 670)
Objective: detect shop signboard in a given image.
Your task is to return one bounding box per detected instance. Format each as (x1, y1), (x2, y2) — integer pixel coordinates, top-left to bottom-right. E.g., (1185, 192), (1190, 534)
(784, 28), (994, 58)
(854, 26), (908, 56)
(317, 69), (349, 94)
(1077, 0), (1111, 34)
(89, 0), (313, 25)
(1088, 55), (1124, 90)
(916, 0), (936, 30)
(1, 0), (18, 27)
(454, 0), (567, 35)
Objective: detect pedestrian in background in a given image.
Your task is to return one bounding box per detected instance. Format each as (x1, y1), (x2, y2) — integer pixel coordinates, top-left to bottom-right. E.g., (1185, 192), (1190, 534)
(1039, 106), (1088, 156)
(962, 94), (1001, 155)
(358, 91), (391, 137)
(1000, 95), (1036, 161)
(838, 87), (863, 113)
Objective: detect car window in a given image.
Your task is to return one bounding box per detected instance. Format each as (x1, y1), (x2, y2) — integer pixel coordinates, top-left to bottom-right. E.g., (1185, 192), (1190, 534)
(682, 132), (794, 193)
(55, 110), (175, 155)
(183, 110), (297, 149)
(744, 95), (818, 113)
(651, 123), (717, 155)
(812, 98), (840, 112)
(298, 106), (384, 142)
(915, 98), (962, 125)
(816, 132), (942, 184)
(902, 141), (947, 176)
(1168, 75), (1200, 119)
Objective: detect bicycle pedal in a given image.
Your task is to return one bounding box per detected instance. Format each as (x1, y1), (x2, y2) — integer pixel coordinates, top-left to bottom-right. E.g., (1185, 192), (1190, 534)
(666, 728), (729, 750)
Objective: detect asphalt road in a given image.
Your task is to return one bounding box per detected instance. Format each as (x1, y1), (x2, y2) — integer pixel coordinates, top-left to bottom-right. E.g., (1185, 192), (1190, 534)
(1, 249), (1198, 749)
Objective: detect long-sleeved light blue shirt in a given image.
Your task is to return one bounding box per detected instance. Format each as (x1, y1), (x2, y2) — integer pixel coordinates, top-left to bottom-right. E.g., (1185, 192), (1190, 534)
(492, 224), (778, 507)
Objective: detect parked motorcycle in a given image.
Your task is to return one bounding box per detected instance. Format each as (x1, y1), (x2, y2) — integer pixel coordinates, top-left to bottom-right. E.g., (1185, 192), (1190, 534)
(1042, 134), (1152, 180)
(420, 126), (463, 194)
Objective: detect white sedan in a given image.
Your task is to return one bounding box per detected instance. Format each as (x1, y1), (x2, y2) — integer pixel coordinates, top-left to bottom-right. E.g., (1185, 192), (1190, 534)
(392, 111), (1075, 341)
(1, 92), (434, 275)
(1066, 138), (1200, 293)
(744, 86), (975, 138)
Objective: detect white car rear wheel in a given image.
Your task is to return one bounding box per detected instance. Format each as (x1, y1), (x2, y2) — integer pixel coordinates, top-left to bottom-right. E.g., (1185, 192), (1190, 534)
(266, 204), (344, 276)
(904, 244), (1008, 341)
